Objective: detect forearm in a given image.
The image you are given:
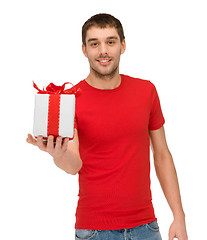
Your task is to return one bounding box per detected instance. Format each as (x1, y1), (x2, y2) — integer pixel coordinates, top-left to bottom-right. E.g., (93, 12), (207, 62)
(53, 150), (82, 175)
(154, 151), (185, 219)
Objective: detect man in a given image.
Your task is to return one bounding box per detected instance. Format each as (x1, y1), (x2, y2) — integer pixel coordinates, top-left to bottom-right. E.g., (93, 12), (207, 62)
(27, 13), (188, 240)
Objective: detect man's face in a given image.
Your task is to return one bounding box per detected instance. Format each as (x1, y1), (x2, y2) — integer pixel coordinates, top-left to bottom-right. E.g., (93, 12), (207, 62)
(82, 26), (126, 78)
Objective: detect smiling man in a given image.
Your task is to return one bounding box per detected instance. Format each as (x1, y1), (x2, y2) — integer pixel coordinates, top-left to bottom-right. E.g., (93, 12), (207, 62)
(27, 13), (188, 240)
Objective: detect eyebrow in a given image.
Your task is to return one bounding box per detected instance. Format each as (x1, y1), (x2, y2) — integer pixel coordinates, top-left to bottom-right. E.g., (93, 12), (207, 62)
(87, 36), (119, 43)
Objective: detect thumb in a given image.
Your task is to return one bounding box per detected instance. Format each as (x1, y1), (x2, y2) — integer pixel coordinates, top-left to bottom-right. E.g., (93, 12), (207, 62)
(27, 133), (37, 146)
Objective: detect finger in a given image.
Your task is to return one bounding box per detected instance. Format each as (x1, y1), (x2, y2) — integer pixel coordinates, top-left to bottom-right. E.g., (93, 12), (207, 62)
(47, 135), (55, 153)
(62, 138), (69, 152)
(26, 133), (37, 146)
(36, 136), (47, 151)
(55, 136), (63, 151)
(168, 233), (174, 240)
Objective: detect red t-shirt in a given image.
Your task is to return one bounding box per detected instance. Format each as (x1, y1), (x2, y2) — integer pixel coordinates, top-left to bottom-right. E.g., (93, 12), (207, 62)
(73, 74), (165, 230)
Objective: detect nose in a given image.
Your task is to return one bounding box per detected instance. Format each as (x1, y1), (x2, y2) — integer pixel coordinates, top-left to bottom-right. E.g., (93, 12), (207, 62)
(98, 42), (108, 56)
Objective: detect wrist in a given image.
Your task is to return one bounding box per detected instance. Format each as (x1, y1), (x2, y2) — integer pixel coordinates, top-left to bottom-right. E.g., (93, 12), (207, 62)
(173, 210), (185, 220)
(53, 149), (82, 175)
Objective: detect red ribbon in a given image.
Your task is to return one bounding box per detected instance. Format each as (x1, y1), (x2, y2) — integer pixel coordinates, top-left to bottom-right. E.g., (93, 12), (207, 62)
(33, 81), (80, 140)
(47, 94), (61, 138)
(33, 81), (81, 96)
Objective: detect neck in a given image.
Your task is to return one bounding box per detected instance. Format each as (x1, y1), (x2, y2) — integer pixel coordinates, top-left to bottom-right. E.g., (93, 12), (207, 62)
(85, 68), (121, 90)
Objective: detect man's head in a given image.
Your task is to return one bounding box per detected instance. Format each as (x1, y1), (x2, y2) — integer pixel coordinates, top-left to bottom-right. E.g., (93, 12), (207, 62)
(82, 13), (126, 79)
(82, 13), (125, 47)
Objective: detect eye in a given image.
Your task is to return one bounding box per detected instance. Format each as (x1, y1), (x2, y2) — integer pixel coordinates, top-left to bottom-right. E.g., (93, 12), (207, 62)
(108, 40), (115, 45)
(91, 42), (98, 47)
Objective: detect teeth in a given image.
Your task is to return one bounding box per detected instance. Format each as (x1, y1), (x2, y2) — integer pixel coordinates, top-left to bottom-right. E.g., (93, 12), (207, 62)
(99, 59), (110, 63)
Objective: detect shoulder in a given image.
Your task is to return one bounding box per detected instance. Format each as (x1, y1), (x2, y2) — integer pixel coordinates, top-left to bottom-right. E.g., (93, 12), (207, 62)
(72, 80), (87, 97)
(121, 74), (155, 91)
(73, 79), (85, 89)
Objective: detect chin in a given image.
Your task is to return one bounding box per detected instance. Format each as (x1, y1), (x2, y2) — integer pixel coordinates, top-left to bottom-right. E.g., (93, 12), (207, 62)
(92, 66), (118, 78)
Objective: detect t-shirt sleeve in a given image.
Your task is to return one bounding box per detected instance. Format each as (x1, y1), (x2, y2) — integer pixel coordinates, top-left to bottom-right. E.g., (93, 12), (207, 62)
(148, 82), (165, 130)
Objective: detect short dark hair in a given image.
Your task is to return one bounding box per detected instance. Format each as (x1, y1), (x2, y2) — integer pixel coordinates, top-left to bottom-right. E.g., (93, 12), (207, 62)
(82, 13), (125, 46)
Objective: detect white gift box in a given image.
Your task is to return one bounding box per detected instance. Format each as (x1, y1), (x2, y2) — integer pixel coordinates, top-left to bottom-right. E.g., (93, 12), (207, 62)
(33, 94), (75, 141)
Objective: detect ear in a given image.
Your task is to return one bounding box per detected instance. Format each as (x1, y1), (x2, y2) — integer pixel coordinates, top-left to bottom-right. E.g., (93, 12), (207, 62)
(121, 40), (126, 54)
(82, 44), (88, 58)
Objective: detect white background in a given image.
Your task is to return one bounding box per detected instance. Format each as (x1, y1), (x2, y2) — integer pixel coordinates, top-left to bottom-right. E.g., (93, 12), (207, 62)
(0, 0), (206, 239)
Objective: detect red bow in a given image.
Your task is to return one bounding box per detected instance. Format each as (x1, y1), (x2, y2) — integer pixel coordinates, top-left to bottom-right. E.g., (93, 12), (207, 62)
(33, 81), (81, 96)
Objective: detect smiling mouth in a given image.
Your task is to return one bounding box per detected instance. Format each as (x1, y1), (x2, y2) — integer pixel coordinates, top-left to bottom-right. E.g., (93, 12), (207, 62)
(97, 58), (112, 64)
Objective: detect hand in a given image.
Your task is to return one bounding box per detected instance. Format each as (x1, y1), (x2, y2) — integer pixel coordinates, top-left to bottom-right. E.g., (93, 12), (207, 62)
(168, 216), (188, 240)
(26, 134), (69, 159)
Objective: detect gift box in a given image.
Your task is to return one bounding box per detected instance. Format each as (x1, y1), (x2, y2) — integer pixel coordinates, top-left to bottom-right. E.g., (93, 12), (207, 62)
(33, 81), (81, 141)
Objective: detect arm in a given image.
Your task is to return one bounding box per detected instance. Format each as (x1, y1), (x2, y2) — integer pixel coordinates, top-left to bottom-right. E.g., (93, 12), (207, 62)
(149, 126), (188, 240)
(26, 128), (82, 175)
